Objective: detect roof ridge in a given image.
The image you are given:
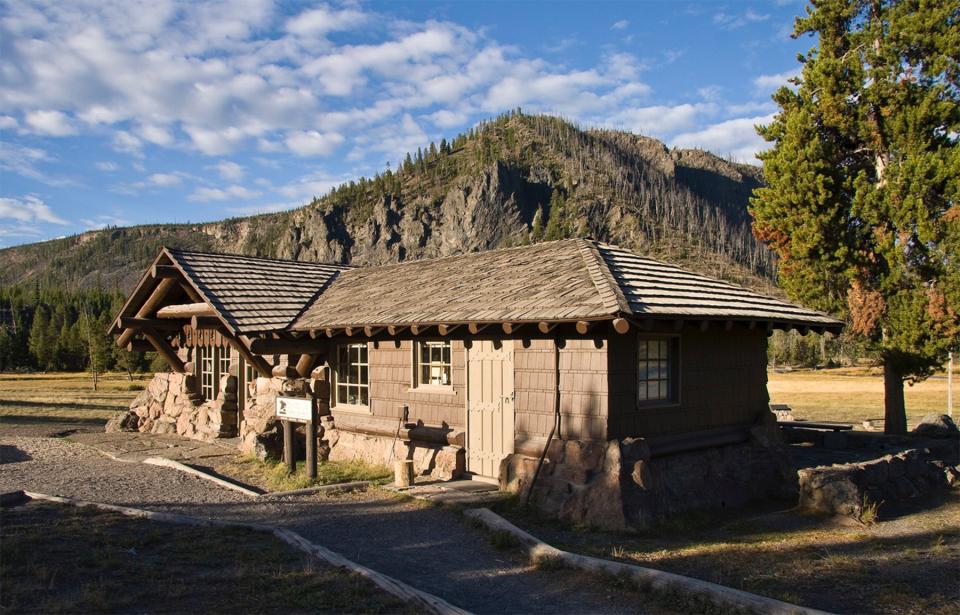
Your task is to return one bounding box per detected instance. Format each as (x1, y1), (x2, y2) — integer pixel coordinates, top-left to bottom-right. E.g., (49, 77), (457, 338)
(575, 239), (631, 316)
(164, 245), (352, 269)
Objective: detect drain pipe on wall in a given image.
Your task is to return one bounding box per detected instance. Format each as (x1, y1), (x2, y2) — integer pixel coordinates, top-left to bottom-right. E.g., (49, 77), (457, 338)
(525, 338), (562, 507)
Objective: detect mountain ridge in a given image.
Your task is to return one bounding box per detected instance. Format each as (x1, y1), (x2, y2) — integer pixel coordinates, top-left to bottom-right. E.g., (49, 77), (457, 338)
(0, 112), (777, 294)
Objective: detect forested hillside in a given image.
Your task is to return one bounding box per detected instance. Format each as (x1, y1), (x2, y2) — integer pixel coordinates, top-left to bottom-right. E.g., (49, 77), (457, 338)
(0, 112), (776, 294)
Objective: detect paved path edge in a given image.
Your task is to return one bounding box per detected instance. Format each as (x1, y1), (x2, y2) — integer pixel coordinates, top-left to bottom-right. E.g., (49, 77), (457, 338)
(463, 508), (834, 615)
(21, 490), (470, 615)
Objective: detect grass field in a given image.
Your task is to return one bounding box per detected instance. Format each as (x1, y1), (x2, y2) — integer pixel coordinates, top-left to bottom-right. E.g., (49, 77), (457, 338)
(0, 372), (143, 425)
(768, 366), (956, 428)
(2, 502), (413, 614)
(494, 493), (960, 615)
(2, 367), (954, 431)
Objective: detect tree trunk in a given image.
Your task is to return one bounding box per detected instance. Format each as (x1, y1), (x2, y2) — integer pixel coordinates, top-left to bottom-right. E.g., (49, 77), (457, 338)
(883, 362), (907, 434)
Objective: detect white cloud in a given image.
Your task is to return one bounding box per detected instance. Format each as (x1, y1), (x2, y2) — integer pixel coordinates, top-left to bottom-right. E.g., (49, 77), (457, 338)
(671, 114), (775, 163)
(95, 161), (118, 172)
(0, 115), (17, 130)
(427, 109), (468, 128)
(753, 68), (801, 95)
(276, 173), (345, 201)
(611, 20), (629, 30)
(24, 110), (77, 136)
(188, 184), (261, 202)
(606, 103), (712, 137)
(286, 6), (367, 36)
(147, 172), (182, 186)
(81, 213), (130, 229)
(215, 161), (244, 181)
(0, 194), (69, 225)
(713, 10), (769, 30)
(284, 130), (344, 157)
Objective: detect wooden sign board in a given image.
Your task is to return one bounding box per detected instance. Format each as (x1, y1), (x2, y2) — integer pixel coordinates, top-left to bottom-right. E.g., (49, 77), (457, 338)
(276, 396), (313, 423)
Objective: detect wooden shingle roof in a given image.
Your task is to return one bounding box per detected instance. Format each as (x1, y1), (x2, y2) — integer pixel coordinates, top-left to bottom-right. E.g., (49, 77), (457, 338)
(292, 239), (843, 332)
(166, 248), (349, 334)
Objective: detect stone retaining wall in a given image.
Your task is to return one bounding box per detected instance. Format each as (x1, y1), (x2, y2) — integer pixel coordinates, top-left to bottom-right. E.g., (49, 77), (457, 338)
(106, 372), (237, 441)
(798, 449), (960, 518)
(501, 411), (794, 530)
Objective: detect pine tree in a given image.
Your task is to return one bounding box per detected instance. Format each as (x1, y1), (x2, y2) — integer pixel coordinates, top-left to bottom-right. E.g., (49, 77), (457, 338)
(28, 306), (54, 370)
(750, 0), (960, 434)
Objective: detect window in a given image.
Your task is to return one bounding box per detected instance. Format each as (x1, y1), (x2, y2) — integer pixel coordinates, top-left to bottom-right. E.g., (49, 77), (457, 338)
(415, 340), (452, 387)
(336, 343), (369, 406)
(198, 347), (232, 402)
(199, 346), (216, 401)
(637, 337), (678, 405)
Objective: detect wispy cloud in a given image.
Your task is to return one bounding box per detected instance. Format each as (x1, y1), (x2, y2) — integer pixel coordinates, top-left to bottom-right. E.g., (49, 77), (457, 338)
(611, 20), (629, 30)
(672, 114), (775, 163)
(753, 68), (801, 94)
(713, 9), (769, 30)
(188, 184), (262, 202)
(0, 194), (69, 225)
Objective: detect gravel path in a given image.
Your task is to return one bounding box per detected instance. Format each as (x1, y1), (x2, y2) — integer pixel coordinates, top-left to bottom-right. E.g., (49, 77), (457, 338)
(1, 435), (665, 614)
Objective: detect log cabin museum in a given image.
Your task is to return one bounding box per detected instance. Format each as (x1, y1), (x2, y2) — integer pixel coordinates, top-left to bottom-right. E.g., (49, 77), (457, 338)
(107, 239), (843, 528)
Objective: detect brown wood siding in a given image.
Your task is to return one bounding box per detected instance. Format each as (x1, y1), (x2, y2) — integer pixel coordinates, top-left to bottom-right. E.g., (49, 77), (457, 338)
(514, 339), (608, 448)
(333, 340), (466, 429)
(607, 326), (769, 438)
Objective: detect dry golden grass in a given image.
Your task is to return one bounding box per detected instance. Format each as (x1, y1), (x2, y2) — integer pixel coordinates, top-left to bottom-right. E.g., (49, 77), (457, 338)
(497, 494), (960, 615)
(767, 366), (956, 428)
(0, 372), (143, 424)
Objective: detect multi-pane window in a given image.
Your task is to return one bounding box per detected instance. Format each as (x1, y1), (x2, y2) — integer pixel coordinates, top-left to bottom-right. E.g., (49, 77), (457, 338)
(198, 346), (232, 402)
(336, 343), (369, 406)
(416, 341), (452, 387)
(637, 337), (677, 404)
(199, 346), (217, 401)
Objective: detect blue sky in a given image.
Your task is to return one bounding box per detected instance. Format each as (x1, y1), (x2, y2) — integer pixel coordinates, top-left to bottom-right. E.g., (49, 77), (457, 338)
(0, 0), (813, 248)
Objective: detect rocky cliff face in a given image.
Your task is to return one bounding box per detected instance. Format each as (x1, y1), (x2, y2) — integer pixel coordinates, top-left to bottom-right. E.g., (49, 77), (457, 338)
(0, 113), (776, 293)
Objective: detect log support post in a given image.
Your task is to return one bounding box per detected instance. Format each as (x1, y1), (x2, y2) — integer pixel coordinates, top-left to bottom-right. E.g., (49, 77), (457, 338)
(116, 277), (179, 348)
(283, 420), (296, 474)
(142, 330), (185, 373)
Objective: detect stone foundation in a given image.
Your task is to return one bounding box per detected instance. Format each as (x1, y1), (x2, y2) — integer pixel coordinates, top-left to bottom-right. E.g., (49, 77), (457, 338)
(798, 449), (960, 518)
(326, 428), (465, 481)
(106, 372), (238, 441)
(502, 412), (795, 531)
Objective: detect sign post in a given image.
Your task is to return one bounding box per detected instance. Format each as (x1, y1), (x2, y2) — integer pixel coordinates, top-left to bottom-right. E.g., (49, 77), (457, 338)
(276, 396), (316, 477)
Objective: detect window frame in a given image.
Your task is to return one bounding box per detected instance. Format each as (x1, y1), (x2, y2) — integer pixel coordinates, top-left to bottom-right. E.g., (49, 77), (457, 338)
(412, 339), (454, 391)
(333, 342), (371, 412)
(199, 346), (217, 401)
(636, 334), (681, 409)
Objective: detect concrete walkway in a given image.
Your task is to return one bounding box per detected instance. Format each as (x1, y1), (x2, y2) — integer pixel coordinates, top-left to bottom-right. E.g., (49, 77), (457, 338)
(1, 431), (669, 614)
(68, 431), (238, 464)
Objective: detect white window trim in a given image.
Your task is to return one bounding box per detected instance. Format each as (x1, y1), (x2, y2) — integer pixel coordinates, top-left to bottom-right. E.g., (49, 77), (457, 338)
(636, 334), (681, 409)
(411, 339), (455, 393)
(333, 342), (372, 414)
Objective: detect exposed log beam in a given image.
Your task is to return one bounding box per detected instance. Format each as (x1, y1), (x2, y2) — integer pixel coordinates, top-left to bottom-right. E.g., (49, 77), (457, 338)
(178, 282), (203, 303)
(537, 322), (556, 334)
(467, 322), (487, 335)
(249, 336), (326, 355)
(190, 315), (223, 331)
(612, 318), (630, 334)
(116, 277), (180, 348)
(156, 302), (216, 319)
(387, 325), (407, 336)
(502, 322), (522, 335)
(118, 317), (183, 332)
(344, 327), (355, 337)
(231, 336), (272, 378)
(410, 324), (427, 335)
(437, 324), (460, 336)
(296, 353), (318, 378)
(142, 330), (185, 373)
(151, 264), (180, 279)
(272, 365), (300, 379)
(575, 321), (591, 335)
(364, 326), (384, 337)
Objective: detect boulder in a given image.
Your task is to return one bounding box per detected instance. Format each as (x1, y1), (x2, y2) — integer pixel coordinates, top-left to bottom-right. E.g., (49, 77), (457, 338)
(912, 414), (959, 438)
(105, 411), (140, 433)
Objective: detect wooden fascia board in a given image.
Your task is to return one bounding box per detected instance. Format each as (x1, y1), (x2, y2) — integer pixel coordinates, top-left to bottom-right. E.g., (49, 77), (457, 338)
(107, 250), (171, 334)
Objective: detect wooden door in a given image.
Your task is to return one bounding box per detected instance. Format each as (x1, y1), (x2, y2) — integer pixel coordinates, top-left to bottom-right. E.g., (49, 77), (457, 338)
(466, 340), (515, 479)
